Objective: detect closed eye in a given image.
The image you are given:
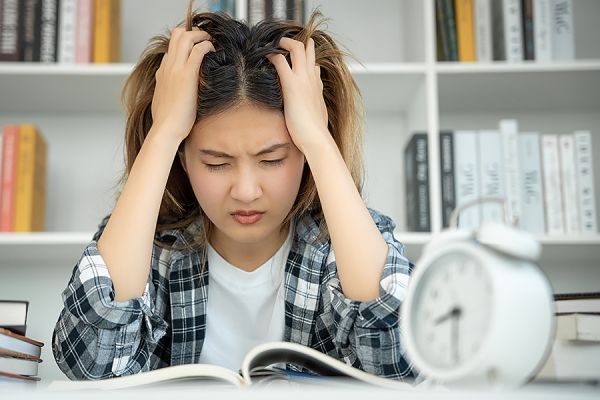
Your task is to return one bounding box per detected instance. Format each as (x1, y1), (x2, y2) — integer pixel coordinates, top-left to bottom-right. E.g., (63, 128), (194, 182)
(261, 159), (285, 167)
(205, 163), (229, 171)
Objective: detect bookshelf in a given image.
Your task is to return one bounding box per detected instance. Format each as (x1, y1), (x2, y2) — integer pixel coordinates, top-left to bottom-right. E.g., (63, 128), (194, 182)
(0, 0), (599, 382)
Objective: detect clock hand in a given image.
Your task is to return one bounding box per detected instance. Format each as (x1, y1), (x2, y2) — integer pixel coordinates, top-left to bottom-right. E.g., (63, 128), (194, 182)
(451, 306), (462, 364)
(434, 306), (462, 325)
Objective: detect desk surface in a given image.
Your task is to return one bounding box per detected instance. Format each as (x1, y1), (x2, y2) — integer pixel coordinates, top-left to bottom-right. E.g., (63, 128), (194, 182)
(1, 381), (600, 400)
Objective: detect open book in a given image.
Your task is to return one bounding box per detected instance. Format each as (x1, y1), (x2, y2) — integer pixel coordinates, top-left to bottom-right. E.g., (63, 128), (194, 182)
(48, 342), (414, 390)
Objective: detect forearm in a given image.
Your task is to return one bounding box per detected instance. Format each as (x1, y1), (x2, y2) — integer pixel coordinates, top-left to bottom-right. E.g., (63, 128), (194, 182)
(97, 130), (180, 302)
(304, 135), (388, 302)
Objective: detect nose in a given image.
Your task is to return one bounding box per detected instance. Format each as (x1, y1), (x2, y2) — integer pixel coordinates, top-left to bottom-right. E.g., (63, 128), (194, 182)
(230, 165), (262, 203)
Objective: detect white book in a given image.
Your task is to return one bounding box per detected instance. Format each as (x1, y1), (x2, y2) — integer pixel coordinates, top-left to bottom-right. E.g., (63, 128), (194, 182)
(236, 0), (248, 21)
(552, 0), (575, 60)
(559, 134), (580, 235)
(272, 0), (287, 19)
(541, 134), (565, 235)
(0, 355), (39, 377)
(453, 130), (480, 231)
(503, 0), (524, 62)
(500, 119), (521, 227)
(478, 130), (504, 224)
(533, 0), (553, 61)
(474, 0), (493, 62)
(58, 0), (77, 63)
(518, 132), (546, 234)
(574, 130), (597, 234)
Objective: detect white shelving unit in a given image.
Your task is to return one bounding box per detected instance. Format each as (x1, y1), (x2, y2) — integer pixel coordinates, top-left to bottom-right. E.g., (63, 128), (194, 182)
(0, 0), (599, 382)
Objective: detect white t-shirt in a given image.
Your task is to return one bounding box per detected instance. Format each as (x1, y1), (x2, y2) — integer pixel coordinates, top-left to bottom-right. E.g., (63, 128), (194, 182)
(198, 228), (292, 371)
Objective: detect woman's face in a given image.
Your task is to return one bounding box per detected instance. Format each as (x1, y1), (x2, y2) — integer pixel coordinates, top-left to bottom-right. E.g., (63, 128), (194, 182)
(182, 104), (305, 254)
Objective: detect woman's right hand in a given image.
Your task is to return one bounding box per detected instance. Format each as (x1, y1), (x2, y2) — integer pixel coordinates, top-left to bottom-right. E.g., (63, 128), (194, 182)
(150, 27), (215, 144)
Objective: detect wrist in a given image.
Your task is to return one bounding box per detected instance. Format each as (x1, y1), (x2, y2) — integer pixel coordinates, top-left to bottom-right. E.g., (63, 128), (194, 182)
(145, 125), (185, 154)
(299, 130), (338, 164)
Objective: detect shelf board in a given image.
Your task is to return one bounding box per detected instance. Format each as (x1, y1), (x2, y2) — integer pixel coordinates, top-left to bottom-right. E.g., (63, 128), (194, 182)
(435, 59), (600, 74)
(0, 232), (94, 265)
(0, 231), (93, 245)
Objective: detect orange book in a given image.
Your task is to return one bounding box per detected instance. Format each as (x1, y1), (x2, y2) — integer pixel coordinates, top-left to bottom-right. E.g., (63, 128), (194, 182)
(93, 0), (121, 63)
(14, 124), (47, 232)
(454, 0), (476, 62)
(0, 125), (19, 232)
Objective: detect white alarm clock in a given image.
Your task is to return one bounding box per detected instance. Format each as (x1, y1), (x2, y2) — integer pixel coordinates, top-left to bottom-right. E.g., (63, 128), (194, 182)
(401, 199), (555, 389)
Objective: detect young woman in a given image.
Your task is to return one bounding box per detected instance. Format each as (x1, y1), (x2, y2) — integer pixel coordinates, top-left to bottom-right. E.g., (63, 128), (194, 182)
(53, 4), (415, 381)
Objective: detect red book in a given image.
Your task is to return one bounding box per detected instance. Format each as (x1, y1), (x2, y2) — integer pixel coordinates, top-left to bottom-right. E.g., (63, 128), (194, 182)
(0, 125), (19, 232)
(75, 0), (94, 63)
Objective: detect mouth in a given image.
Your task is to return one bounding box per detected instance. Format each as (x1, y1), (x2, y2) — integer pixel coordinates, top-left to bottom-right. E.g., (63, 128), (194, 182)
(230, 210), (264, 225)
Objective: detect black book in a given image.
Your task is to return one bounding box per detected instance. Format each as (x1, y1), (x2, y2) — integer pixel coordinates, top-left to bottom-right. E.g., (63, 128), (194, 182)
(405, 133), (430, 232)
(439, 131), (455, 229)
(21, 0), (42, 62)
(0, 0), (24, 61)
(521, 0), (535, 60)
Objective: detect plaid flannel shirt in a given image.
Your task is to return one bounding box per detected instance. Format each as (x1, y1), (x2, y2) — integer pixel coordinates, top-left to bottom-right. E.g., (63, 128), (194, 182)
(53, 208), (416, 381)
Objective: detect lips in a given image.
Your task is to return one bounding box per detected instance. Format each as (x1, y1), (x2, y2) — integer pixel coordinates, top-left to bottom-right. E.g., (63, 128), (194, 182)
(231, 210), (264, 225)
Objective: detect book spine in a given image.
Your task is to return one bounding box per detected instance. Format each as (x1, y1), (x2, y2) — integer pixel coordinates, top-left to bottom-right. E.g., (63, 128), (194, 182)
(435, 0), (451, 61)
(559, 134), (580, 235)
(93, 0), (120, 63)
(74, 0), (93, 63)
(21, 0), (42, 62)
(574, 130), (597, 234)
(292, 0), (304, 24)
(453, 130), (480, 230)
(236, 0), (248, 20)
(440, 131), (455, 228)
(405, 133), (430, 232)
(57, 0), (76, 63)
(442, 0), (459, 61)
(491, 0), (506, 60)
(454, 0), (476, 62)
(521, 0), (535, 60)
(40, 0), (59, 62)
(272, 0), (286, 20)
(541, 134), (565, 235)
(14, 124), (47, 232)
(0, 125), (19, 232)
(552, 0), (575, 60)
(503, 0), (523, 61)
(518, 132), (546, 234)
(474, 0), (492, 62)
(533, 0), (553, 61)
(478, 130), (505, 224)
(0, 0), (23, 61)
(248, 0), (266, 25)
(500, 119), (521, 227)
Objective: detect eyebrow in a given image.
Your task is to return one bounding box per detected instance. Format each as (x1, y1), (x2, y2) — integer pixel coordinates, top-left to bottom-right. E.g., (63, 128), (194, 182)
(199, 143), (291, 158)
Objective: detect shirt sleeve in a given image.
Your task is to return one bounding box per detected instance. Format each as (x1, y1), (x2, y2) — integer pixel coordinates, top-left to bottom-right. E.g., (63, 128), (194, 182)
(324, 209), (416, 379)
(52, 220), (170, 380)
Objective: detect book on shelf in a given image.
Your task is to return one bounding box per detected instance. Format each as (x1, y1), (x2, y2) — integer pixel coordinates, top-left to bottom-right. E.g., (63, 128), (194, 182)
(552, 0), (575, 60)
(478, 129), (505, 225)
(404, 133), (430, 232)
(13, 124), (47, 232)
(40, 0), (60, 62)
(75, 0), (93, 63)
(48, 341), (414, 391)
(454, 0), (476, 62)
(439, 131), (455, 228)
(58, 0), (77, 63)
(0, 0), (24, 61)
(554, 292), (600, 315)
(0, 300), (28, 336)
(491, 0), (524, 62)
(0, 124), (19, 232)
(93, 0), (121, 63)
(453, 130), (480, 231)
(247, 0), (305, 25)
(541, 134), (564, 235)
(533, 0), (553, 61)
(521, 0), (535, 60)
(22, 0), (43, 62)
(500, 119), (522, 228)
(556, 313), (600, 342)
(518, 131), (545, 234)
(574, 130), (597, 234)
(559, 134), (581, 235)
(474, 0), (493, 62)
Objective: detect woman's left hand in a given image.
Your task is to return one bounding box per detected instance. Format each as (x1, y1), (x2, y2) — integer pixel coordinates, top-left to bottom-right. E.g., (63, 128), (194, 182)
(267, 37), (330, 154)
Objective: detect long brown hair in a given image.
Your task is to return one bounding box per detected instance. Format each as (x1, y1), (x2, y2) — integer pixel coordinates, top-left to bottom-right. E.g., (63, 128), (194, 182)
(121, 1), (365, 247)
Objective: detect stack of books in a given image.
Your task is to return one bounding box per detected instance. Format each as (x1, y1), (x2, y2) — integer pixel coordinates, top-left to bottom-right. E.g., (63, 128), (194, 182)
(0, 300), (44, 388)
(0, 124), (47, 233)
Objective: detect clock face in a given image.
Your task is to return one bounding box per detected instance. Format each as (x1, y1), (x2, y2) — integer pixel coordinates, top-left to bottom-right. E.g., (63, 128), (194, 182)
(412, 251), (494, 370)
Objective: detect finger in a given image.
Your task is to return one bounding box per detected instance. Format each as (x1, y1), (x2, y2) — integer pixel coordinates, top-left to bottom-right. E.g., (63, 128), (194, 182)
(175, 30), (212, 66)
(278, 37), (306, 75)
(306, 38), (316, 71)
(187, 40), (216, 74)
(267, 53), (294, 81)
(314, 65), (323, 90)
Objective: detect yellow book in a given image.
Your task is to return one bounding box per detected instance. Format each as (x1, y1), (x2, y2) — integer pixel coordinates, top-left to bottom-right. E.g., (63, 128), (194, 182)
(454, 0), (476, 62)
(14, 124), (47, 232)
(93, 0), (121, 63)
